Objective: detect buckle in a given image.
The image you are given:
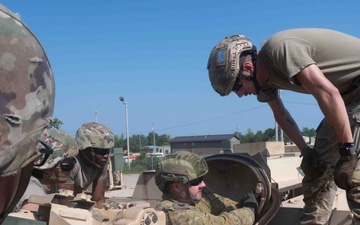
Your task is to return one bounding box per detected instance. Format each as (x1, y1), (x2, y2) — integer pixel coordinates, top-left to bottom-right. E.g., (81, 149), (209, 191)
(339, 147), (352, 156)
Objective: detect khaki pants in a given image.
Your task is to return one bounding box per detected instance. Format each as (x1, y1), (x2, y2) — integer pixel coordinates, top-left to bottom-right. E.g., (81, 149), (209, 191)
(301, 97), (360, 225)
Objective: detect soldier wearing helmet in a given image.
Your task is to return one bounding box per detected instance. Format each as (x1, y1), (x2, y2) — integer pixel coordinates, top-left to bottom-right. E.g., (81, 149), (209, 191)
(155, 151), (258, 225)
(0, 4), (55, 222)
(65, 122), (114, 208)
(15, 129), (79, 212)
(207, 29), (360, 224)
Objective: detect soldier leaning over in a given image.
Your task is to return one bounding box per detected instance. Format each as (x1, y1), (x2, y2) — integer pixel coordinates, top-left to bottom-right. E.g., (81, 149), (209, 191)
(155, 151), (258, 225)
(64, 122), (114, 208)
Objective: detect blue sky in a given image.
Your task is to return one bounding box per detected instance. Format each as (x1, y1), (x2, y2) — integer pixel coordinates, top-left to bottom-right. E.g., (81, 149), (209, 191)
(3, 1), (360, 138)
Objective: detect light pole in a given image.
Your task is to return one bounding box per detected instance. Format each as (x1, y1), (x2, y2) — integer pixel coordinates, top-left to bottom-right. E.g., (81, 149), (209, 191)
(119, 96), (130, 170)
(152, 122), (156, 147)
(94, 111), (98, 122)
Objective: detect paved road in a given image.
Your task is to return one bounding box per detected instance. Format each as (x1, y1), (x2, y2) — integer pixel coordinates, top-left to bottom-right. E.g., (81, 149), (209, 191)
(105, 173), (139, 199)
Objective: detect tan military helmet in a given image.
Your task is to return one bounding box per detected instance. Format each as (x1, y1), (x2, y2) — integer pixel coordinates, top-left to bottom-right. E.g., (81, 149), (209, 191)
(75, 122), (114, 151)
(207, 35), (256, 96)
(155, 151), (208, 191)
(35, 129), (78, 170)
(0, 4), (55, 176)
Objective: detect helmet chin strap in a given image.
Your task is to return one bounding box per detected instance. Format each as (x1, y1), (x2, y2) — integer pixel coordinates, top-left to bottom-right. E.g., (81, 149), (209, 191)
(238, 52), (260, 94)
(252, 71), (261, 94)
(238, 72), (260, 94)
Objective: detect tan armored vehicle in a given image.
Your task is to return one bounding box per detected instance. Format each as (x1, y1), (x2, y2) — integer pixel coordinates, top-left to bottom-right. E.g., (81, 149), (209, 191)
(130, 153), (353, 225)
(5, 152), (353, 225)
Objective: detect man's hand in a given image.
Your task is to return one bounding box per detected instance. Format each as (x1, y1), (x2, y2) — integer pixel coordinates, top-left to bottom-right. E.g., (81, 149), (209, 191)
(240, 191), (258, 215)
(334, 143), (357, 190)
(300, 146), (323, 178)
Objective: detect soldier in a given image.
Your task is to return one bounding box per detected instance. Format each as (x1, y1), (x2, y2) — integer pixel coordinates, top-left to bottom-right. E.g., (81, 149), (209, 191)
(207, 29), (360, 224)
(65, 122), (114, 208)
(155, 151), (258, 225)
(0, 4), (55, 223)
(15, 129), (79, 212)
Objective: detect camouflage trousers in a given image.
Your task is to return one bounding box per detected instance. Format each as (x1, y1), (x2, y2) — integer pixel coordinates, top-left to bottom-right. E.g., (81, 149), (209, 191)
(300, 97), (360, 225)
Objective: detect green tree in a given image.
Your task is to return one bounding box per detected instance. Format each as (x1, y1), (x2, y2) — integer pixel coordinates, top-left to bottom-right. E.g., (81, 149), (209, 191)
(146, 132), (171, 146)
(130, 134), (148, 152)
(254, 130), (264, 142)
(114, 134), (125, 150)
(263, 128), (275, 141)
(242, 128), (255, 143)
(50, 117), (63, 129)
(156, 134), (171, 146)
(302, 127), (316, 138)
(235, 127), (314, 144)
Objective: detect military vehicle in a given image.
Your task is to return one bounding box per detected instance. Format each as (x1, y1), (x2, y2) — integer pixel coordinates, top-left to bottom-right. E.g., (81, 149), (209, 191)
(4, 152), (353, 224)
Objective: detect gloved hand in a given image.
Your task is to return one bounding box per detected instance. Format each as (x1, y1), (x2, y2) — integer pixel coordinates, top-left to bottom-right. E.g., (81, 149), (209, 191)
(300, 146), (323, 178)
(240, 191), (258, 215)
(334, 143), (358, 190)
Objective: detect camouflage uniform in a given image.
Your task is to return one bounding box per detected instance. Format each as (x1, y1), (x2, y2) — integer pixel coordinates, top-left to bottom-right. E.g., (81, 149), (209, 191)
(207, 29), (360, 225)
(301, 95), (360, 225)
(67, 122), (114, 194)
(156, 187), (255, 225)
(0, 4), (55, 221)
(155, 151), (255, 225)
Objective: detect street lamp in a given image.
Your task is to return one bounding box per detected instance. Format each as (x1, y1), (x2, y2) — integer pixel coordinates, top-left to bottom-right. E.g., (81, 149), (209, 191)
(119, 96), (130, 170)
(94, 111), (98, 122)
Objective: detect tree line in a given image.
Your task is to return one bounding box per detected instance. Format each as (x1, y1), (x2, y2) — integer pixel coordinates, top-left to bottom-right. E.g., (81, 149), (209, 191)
(50, 117), (316, 153)
(114, 127), (316, 153)
(234, 127), (316, 144)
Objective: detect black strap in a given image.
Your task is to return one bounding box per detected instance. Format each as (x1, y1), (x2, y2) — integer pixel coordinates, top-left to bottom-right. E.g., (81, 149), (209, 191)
(341, 77), (360, 96)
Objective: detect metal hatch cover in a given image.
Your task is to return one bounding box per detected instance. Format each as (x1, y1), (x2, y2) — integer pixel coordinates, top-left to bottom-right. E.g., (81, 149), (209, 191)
(204, 153), (281, 225)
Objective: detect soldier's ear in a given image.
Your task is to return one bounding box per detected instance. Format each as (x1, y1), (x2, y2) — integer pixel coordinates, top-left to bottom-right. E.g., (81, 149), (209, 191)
(242, 62), (254, 72)
(167, 182), (180, 195)
(174, 183), (181, 193)
(172, 182), (186, 194)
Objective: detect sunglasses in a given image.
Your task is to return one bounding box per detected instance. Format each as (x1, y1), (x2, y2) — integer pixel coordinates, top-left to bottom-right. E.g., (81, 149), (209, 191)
(232, 76), (243, 93)
(60, 158), (76, 171)
(188, 176), (204, 186)
(34, 140), (54, 167)
(92, 148), (111, 156)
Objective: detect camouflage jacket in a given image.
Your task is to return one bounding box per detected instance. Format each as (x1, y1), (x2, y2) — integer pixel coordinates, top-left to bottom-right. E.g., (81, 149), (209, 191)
(155, 188), (255, 225)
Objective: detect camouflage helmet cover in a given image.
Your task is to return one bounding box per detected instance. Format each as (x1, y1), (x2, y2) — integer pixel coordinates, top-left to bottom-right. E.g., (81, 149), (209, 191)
(75, 122), (114, 151)
(155, 151), (208, 191)
(35, 129), (79, 170)
(0, 5), (55, 175)
(207, 35), (256, 96)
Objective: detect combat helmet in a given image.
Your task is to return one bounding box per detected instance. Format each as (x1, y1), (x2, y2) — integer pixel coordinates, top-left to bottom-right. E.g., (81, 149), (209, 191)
(35, 129), (79, 170)
(207, 35), (258, 96)
(155, 151), (208, 191)
(0, 5), (55, 176)
(75, 122), (114, 150)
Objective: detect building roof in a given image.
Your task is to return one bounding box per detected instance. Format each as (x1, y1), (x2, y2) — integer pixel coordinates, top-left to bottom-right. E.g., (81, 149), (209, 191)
(170, 134), (239, 143)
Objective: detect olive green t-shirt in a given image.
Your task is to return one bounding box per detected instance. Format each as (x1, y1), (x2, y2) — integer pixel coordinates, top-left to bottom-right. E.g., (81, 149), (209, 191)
(67, 154), (107, 194)
(258, 28), (360, 103)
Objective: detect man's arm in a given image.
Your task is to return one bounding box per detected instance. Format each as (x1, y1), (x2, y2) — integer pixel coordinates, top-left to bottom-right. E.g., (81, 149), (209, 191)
(296, 64), (353, 143)
(268, 96), (307, 149)
(158, 200), (255, 225)
(92, 177), (106, 208)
